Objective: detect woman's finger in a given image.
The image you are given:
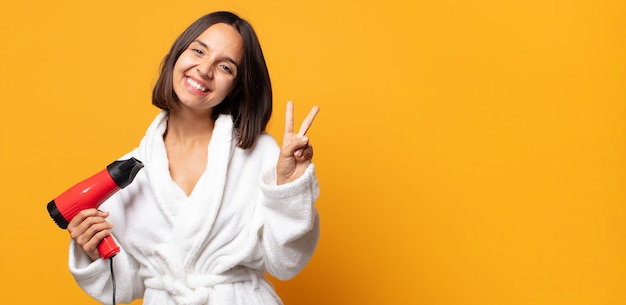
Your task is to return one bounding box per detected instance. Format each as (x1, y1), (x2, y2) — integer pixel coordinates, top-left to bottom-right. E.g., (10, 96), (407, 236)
(284, 101), (294, 136)
(297, 106), (320, 137)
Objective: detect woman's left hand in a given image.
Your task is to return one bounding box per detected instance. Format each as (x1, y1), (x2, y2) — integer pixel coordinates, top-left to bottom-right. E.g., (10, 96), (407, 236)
(276, 101), (320, 185)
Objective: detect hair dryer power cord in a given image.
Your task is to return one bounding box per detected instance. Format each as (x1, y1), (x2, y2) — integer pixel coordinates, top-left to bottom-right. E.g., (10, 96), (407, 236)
(110, 257), (117, 305)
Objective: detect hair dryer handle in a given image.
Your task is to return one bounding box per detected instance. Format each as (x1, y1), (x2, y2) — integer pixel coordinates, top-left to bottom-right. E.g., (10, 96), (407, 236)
(98, 235), (120, 259)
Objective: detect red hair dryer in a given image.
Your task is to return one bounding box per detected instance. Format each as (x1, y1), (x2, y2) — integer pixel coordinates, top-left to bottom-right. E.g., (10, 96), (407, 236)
(47, 157), (144, 259)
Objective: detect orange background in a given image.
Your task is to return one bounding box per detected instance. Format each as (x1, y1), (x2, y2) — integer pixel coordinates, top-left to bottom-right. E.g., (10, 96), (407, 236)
(1, 0), (625, 304)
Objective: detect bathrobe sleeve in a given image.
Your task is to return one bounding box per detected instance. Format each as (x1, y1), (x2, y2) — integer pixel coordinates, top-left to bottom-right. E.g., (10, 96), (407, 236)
(259, 160), (321, 281)
(68, 236), (145, 305)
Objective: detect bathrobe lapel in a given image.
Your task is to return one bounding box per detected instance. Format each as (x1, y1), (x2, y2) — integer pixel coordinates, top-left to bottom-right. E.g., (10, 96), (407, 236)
(139, 111), (236, 269)
(176, 114), (236, 266)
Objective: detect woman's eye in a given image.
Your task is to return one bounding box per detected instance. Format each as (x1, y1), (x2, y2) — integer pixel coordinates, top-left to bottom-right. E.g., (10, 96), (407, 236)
(190, 48), (203, 55)
(220, 64), (233, 74)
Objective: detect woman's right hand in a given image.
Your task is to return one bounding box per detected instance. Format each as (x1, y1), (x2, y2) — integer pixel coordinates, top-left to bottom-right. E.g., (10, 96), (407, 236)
(66, 208), (113, 261)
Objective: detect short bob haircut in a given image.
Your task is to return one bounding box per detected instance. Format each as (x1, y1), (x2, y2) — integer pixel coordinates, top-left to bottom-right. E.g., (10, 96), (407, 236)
(152, 11), (272, 150)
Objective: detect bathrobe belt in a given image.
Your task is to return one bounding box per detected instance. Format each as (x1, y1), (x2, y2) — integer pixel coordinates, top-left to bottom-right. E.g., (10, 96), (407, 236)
(144, 267), (264, 305)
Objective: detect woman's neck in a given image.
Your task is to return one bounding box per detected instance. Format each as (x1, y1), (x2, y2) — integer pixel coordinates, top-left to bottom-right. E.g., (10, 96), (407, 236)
(164, 108), (215, 145)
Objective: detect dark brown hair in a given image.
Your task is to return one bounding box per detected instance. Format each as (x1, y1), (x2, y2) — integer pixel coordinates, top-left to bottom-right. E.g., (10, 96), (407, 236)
(152, 11), (272, 149)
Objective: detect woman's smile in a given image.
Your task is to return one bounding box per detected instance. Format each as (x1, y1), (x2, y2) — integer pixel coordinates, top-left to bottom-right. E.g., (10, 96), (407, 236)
(185, 76), (210, 94)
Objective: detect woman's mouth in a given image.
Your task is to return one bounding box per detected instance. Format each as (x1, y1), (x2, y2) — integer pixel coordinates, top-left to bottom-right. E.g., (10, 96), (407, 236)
(186, 77), (209, 92)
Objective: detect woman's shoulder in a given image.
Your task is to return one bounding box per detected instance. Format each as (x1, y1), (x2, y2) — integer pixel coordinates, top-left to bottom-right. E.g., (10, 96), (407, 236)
(256, 132), (278, 147)
(243, 132), (279, 158)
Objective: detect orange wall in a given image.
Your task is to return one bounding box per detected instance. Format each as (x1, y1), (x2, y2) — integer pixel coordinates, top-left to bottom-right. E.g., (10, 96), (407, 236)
(1, 0), (625, 304)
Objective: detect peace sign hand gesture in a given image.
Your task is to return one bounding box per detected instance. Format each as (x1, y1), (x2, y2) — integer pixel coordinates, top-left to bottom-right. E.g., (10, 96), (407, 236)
(276, 101), (320, 185)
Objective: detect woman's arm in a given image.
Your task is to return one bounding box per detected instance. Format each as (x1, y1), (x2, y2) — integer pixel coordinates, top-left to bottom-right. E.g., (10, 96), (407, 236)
(69, 237), (145, 304)
(259, 163), (321, 280)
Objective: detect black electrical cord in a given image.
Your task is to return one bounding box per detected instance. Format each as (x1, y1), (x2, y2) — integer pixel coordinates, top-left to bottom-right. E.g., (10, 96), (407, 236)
(109, 257), (116, 305)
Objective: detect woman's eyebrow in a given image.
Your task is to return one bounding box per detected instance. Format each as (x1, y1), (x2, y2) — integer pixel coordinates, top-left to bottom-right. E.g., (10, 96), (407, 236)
(192, 39), (239, 66)
(194, 39), (208, 49)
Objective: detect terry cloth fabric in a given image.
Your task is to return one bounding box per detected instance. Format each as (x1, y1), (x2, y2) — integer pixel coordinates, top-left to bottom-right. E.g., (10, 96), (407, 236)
(68, 111), (320, 305)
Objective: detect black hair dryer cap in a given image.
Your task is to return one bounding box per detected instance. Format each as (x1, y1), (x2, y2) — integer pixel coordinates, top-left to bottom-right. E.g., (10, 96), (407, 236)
(106, 157), (144, 189)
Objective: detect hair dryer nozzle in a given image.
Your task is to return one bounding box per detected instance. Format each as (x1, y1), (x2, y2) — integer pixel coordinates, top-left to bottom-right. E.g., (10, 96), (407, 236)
(107, 157), (144, 189)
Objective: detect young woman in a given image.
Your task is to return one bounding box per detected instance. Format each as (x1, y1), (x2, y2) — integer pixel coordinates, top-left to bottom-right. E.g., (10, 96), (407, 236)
(66, 11), (320, 305)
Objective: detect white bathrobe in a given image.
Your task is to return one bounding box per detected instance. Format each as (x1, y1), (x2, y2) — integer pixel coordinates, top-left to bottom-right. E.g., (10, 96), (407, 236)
(68, 111), (320, 305)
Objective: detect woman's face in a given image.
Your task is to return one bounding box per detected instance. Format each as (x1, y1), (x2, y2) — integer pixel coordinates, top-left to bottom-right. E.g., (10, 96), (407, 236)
(172, 23), (244, 112)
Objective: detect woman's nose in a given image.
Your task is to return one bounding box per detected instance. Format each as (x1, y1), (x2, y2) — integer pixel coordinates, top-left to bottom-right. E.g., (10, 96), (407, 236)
(196, 62), (214, 78)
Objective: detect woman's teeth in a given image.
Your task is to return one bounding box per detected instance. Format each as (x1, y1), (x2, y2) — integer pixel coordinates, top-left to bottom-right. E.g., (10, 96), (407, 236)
(187, 77), (209, 92)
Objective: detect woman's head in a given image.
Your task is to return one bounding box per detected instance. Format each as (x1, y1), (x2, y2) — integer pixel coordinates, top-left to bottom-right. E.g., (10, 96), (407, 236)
(153, 11), (272, 149)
